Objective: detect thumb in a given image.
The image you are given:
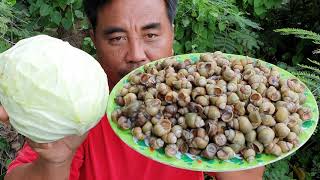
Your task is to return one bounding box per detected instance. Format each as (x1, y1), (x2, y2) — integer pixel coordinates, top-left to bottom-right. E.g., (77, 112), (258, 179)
(0, 106), (9, 124)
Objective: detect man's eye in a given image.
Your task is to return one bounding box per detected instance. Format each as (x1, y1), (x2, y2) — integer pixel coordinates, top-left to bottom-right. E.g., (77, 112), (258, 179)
(145, 34), (158, 39)
(109, 36), (127, 44)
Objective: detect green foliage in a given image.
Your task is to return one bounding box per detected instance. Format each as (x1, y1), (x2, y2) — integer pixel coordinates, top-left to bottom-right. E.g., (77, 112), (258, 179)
(174, 0), (262, 56)
(240, 0), (283, 17)
(274, 28), (320, 45)
(264, 156), (293, 180)
(0, 0), (32, 52)
(238, 0), (320, 65)
(24, 0), (88, 31)
(0, 137), (10, 179)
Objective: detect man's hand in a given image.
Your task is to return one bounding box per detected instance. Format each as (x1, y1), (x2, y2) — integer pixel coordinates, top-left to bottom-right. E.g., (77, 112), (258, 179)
(214, 166), (265, 180)
(0, 106), (9, 123)
(2, 105), (88, 180)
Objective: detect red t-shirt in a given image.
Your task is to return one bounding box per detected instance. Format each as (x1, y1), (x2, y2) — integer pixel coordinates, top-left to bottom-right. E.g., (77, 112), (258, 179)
(8, 115), (216, 180)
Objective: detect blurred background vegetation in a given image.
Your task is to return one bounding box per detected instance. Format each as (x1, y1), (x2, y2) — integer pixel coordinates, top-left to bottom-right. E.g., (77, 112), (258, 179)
(0, 0), (319, 179)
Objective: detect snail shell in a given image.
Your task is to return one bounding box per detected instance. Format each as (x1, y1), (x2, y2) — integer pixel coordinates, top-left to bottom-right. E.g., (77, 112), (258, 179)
(142, 121), (153, 133)
(185, 113), (205, 128)
(265, 143), (282, 156)
(266, 86), (281, 101)
(123, 93), (138, 106)
(241, 148), (256, 162)
(238, 116), (253, 134)
(201, 143), (218, 159)
(217, 146), (235, 160)
(176, 139), (189, 153)
(162, 132), (178, 144)
(206, 120), (218, 138)
(145, 98), (162, 116)
(287, 78), (305, 93)
(204, 106), (221, 120)
(248, 111), (262, 128)
(257, 127), (275, 145)
(227, 92), (240, 105)
(117, 116), (132, 130)
(132, 127), (145, 140)
(153, 119), (172, 137)
(213, 133), (227, 146)
(261, 114), (276, 127)
(247, 140), (264, 153)
(297, 107), (312, 121)
(171, 125), (183, 138)
(277, 141), (293, 153)
(275, 107), (289, 123)
(149, 137), (165, 149)
(245, 130), (257, 143)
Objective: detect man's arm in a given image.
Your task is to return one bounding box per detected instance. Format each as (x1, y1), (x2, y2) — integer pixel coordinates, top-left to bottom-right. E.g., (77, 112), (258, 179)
(212, 166), (265, 180)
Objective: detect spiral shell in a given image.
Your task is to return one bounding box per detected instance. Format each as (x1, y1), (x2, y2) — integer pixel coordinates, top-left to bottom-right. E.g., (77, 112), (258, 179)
(162, 132), (178, 144)
(241, 148), (256, 162)
(277, 141), (293, 153)
(149, 137), (164, 149)
(153, 119), (172, 137)
(238, 116), (253, 134)
(297, 107), (312, 121)
(266, 86), (281, 101)
(201, 143), (218, 159)
(213, 133), (227, 146)
(274, 123), (290, 139)
(275, 107), (289, 123)
(258, 127), (275, 145)
(185, 113), (205, 128)
(261, 114), (276, 126)
(132, 127), (145, 140)
(217, 146), (235, 160)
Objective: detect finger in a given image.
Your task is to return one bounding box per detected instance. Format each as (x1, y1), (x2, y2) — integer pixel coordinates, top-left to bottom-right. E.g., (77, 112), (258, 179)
(0, 106), (9, 123)
(26, 138), (53, 150)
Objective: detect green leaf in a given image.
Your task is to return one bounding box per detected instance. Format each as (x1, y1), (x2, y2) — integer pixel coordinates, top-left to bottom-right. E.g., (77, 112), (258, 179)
(66, 0), (75, 5)
(185, 41), (193, 52)
(192, 22), (204, 35)
(173, 40), (183, 54)
(175, 25), (184, 40)
(218, 22), (226, 31)
(6, 159), (12, 167)
(74, 10), (83, 18)
(39, 3), (51, 16)
(254, 6), (267, 16)
(292, 54), (304, 65)
(254, 0), (263, 8)
(5, 0), (16, 6)
(57, 0), (67, 10)
(182, 19), (190, 27)
(61, 17), (73, 30)
(50, 11), (62, 25)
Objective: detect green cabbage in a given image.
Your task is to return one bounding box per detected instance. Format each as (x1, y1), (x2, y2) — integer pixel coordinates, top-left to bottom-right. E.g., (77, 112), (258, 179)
(0, 35), (109, 143)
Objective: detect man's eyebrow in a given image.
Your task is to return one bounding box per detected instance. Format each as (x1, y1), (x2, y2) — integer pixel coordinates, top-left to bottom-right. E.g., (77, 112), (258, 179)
(103, 27), (127, 35)
(142, 23), (161, 31)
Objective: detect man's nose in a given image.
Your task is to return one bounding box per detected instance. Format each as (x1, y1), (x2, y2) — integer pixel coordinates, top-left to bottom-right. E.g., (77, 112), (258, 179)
(125, 38), (148, 64)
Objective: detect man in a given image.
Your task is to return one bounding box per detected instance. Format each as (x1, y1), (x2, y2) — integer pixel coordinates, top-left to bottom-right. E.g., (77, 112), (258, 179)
(2, 0), (265, 179)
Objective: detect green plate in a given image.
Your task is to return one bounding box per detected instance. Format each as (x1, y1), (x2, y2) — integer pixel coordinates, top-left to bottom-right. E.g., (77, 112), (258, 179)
(106, 53), (319, 172)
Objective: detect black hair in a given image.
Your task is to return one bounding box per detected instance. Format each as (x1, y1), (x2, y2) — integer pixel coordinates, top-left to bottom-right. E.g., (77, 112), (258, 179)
(84, 0), (178, 30)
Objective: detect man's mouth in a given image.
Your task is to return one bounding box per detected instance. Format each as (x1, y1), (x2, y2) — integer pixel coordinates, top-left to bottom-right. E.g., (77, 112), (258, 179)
(119, 63), (149, 77)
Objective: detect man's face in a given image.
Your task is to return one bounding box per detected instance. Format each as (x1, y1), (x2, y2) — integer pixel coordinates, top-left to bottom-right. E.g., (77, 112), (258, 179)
(91, 0), (174, 88)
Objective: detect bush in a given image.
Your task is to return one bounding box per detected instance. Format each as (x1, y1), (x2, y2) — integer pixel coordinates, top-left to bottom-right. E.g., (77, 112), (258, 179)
(174, 0), (262, 56)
